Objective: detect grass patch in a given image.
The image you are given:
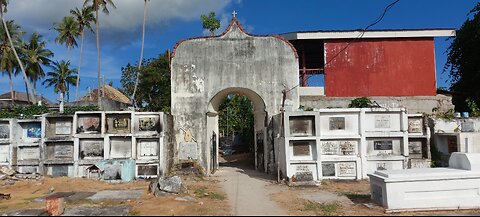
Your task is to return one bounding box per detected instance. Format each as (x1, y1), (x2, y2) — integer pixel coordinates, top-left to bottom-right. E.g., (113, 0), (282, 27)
(301, 201), (342, 216)
(129, 210), (140, 216)
(194, 188), (226, 200)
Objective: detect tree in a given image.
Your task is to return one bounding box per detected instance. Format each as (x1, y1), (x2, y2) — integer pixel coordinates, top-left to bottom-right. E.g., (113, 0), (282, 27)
(0, 0), (36, 104)
(218, 94), (254, 152)
(70, 6), (95, 100)
(54, 16), (80, 55)
(42, 60), (77, 113)
(19, 33), (54, 96)
(121, 51), (170, 112)
(445, 2), (480, 112)
(83, 0), (117, 108)
(0, 20), (23, 103)
(201, 12), (220, 36)
(132, 0), (149, 106)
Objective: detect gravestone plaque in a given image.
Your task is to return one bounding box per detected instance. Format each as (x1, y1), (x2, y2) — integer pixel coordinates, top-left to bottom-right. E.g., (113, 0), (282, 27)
(138, 140), (159, 157)
(322, 163), (336, 177)
(110, 137), (132, 159)
(179, 142), (198, 160)
(339, 141), (356, 155)
(52, 165), (69, 177)
(0, 125), (9, 139)
(338, 162), (356, 177)
(321, 141), (338, 155)
(138, 117), (159, 132)
(329, 117), (345, 130)
(26, 123), (41, 138)
(296, 172), (314, 181)
(461, 122), (475, 132)
(0, 145), (9, 162)
(374, 141), (393, 150)
(138, 165), (158, 176)
(18, 147), (40, 160)
(376, 162), (392, 171)
(408, 140), (423, 155)
(374, 115), (391, 128)
(54, 144), (73, 158)
(292, 142), (310, 156)
(289, 116), (315, 136)
(77, 116), (101, 133)
(408, 118), (423, 133)
(80, 140), (104, 159)
(55, 121), (72, 135)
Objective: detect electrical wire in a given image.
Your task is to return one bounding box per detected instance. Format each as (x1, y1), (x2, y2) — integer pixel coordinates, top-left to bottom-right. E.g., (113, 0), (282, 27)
(285, 0), (401, 93)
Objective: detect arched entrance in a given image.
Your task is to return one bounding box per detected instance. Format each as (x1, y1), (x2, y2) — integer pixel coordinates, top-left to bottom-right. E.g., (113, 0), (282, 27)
(207, 87), (267, 173)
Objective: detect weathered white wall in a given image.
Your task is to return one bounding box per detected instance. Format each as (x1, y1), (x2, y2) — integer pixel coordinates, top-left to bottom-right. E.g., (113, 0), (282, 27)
(171, 19), (299, 172)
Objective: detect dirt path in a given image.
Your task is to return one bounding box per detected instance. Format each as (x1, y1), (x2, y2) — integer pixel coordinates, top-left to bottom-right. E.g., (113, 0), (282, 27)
(214, 165), (288, 216)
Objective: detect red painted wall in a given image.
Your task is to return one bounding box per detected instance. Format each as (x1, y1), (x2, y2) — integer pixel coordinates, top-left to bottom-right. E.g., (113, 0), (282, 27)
(324, 38), (436, 97)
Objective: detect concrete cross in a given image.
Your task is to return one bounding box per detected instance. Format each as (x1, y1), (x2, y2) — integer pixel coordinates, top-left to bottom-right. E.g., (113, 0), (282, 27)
(232, 10), (237, 18)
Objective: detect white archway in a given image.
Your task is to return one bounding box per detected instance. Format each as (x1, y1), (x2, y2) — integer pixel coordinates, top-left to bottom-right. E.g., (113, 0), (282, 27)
(206, 87), (267, 173)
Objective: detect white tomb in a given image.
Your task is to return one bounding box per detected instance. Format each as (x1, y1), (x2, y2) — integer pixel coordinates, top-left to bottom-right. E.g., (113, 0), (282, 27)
(369, 152), (480, 212)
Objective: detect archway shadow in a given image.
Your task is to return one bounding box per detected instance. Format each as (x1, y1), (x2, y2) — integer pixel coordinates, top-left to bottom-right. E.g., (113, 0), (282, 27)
(219, 153), (277, 182)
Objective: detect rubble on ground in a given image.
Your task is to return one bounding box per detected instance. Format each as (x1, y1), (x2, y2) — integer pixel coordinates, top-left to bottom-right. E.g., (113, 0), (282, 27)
(149, 176), (183, 197)
(0, 166), (43, 186)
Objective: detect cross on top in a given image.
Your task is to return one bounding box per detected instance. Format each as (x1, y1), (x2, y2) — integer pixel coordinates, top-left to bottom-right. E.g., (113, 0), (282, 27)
(232, 10), (237, 18)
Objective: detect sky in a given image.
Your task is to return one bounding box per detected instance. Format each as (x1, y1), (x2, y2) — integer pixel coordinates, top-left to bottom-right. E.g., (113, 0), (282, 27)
(0, 0), (478, 103)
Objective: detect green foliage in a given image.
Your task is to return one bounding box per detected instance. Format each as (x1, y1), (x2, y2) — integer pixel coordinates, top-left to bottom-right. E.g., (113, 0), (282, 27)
(201, 12), (220, 36)
(348, 97), (373, 108)
(445, 2), (480, 112)
(218, 94), (254, 152)
(0, 105), (49, 119)
(433, 108), (455, 120)
(194, 188), (226, 200)
(301, 201), (342, 216)
(466, 98), (480, 117)
(120, 51), (171, 112)
(63, 106), (98, 115)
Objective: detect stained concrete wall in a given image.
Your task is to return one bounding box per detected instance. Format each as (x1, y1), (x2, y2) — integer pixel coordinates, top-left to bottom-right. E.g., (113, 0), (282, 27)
(171, 19), (299, 171)
(300, 94), (454, 114)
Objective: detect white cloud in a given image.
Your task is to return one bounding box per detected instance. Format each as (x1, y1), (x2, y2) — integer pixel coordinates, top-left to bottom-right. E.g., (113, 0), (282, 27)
(5, 0), (232, 35)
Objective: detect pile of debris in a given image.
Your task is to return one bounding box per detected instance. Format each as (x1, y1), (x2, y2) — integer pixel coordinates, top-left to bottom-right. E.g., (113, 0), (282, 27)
(148, 176), (184, 197)
(0, 166), (43, 186)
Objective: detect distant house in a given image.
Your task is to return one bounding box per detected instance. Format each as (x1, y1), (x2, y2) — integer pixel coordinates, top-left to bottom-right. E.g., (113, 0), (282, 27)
(67, 85), (132, 111)
(0, 91), (57, 109)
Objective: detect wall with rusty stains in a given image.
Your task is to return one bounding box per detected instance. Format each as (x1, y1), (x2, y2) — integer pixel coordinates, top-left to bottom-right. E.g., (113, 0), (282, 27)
(171, 20), (299, 172)
(324, 38), (436, 97)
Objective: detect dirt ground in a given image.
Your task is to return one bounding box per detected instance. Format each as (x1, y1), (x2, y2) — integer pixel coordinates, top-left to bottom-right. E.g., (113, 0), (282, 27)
(0, 175), (231, 216)
(270, 179), (480, 216)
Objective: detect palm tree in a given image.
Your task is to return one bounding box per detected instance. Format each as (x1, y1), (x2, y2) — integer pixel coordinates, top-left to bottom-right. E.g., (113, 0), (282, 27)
(83, 0), (117, 108)
(54, 16), (80, 55)
(0, 0), (36, 104)
(43, 60), (77, 113)
(131, 0), (148, 107)
(70, 6), (95, 100)
(0, 20), (23, 103)
(20, 33), (54, 96)
(132, 0), (148, 107)
(54, 16), (80, 102)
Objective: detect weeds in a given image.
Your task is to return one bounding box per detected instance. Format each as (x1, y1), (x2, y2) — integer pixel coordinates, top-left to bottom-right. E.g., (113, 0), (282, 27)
(301, 200), (342, 216)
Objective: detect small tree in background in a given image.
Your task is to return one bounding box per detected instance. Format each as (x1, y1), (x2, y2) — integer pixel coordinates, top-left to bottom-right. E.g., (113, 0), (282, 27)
(201, 11), (220, 36)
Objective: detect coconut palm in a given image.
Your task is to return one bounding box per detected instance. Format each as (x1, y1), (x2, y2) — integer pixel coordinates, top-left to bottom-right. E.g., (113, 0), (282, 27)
(42, 60), (77, 113)
(132, 0), (149, 107)
(54, 16), (80, 55)
(83, 0), (117, 108)
(0, 0), (36, 103)
(0, 20), (23, 103)
(70, 6), (95, 100)
(20, 33), (54, 96)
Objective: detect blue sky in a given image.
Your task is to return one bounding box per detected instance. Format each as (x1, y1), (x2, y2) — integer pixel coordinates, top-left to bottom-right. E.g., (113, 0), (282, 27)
(0, 0), (478, 103)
